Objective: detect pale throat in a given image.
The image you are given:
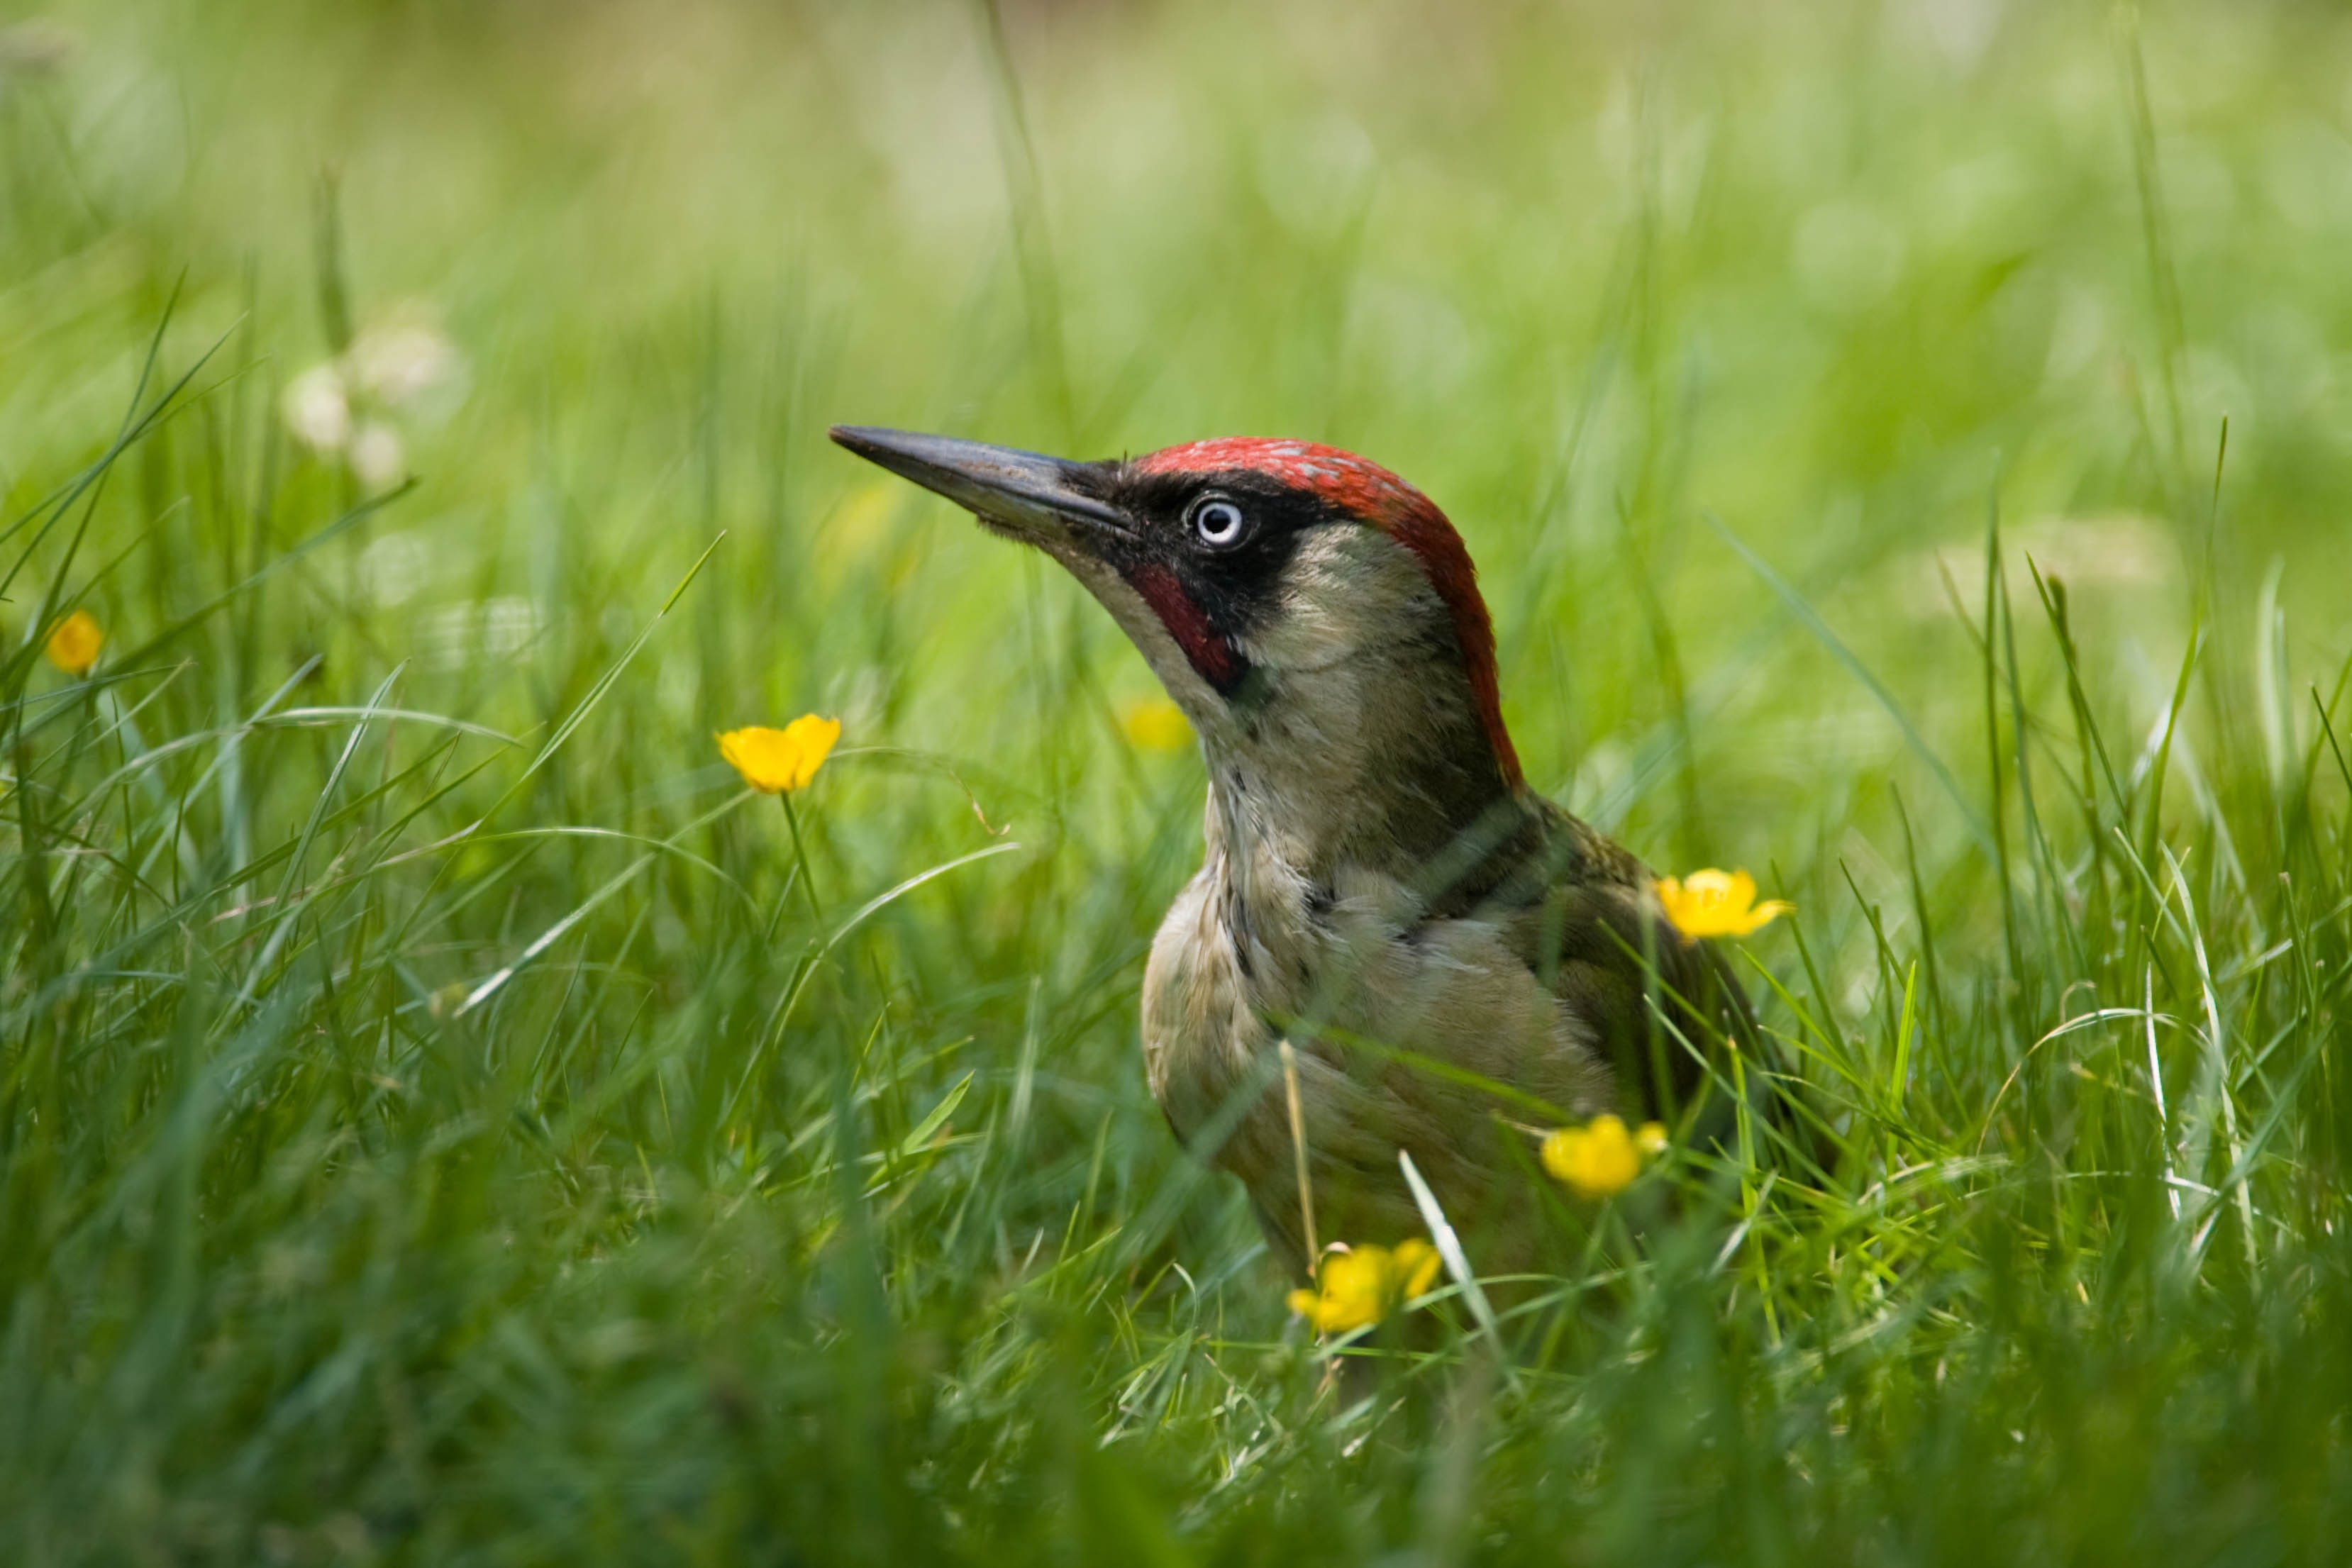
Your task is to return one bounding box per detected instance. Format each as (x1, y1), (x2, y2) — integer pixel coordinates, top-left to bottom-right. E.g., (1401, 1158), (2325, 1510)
(1194, 684), (1529, 918)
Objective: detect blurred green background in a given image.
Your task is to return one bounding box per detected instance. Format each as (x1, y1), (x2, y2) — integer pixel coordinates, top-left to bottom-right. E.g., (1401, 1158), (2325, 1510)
(14, 0), (2352, 864)
(3, 0), (2349, 1561)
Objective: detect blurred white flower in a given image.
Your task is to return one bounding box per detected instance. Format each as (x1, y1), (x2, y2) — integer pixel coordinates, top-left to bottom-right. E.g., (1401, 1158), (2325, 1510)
(347, 316), (464, 408)
(350, 421), (406, 489)
(281, 305), (465, 482)
(282, 365), (351, 452)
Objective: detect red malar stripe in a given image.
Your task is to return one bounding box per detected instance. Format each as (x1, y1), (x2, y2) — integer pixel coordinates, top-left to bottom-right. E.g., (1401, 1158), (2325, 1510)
(1127, 562), (1244, 694)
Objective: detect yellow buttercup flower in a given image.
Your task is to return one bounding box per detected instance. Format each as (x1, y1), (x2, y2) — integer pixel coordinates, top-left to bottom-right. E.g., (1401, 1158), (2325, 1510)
(1286, 1239), (1441, 1335)
(1654, 868), (1791, 941)
(45, 609), (104, 676)
(1541, 1113), (1668, 1200)
(717, 716), (841, 794)
(1118, 696), (1192, 753)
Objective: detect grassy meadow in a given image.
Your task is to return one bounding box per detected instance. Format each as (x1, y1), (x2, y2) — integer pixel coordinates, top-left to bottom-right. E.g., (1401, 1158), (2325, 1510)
(5, 0), (2352, 1559)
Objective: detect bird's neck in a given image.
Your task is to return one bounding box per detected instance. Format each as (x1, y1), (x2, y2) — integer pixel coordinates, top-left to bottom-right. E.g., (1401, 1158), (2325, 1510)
(1199, 720), (1541, 918)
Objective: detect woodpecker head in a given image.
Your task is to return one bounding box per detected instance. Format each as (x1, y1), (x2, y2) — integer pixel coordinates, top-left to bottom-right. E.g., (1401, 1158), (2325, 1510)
(832, 426), (1527, 869)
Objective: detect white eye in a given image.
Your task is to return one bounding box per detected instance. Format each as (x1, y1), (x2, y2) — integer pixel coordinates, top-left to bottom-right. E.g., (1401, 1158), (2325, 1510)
(1192, 498), (1248, 548)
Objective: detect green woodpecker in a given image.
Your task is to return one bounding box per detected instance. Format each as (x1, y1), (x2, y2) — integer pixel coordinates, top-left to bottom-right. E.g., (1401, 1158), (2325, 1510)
(834, 427), (1753, 1272)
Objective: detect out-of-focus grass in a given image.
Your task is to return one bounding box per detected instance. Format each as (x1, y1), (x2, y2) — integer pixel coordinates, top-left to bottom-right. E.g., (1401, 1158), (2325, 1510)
(3, 0), (2349, 1560)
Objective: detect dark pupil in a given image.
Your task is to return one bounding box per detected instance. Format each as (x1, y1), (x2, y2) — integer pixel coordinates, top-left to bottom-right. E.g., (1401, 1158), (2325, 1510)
(1201, 504), (1240, 540)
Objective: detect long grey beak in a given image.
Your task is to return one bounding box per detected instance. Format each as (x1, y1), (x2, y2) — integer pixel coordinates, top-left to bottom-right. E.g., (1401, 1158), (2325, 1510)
(828, 426), (1128, 537)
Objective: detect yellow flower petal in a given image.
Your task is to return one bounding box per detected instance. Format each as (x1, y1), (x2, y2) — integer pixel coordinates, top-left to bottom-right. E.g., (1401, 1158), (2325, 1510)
(1118, 696), (1192, 753)
(1636, 1121), (1670, 1158)
(1541, 1113), (1648, 1199)
(1655, 867), (1792, 941)
(1392, 1238), (1443, 1301)
(45, 608), (104, 676)
(1316, 1249), (1386, 1331)
(717, 715), (841, 794)
(1287, 1238), (1441, 1335)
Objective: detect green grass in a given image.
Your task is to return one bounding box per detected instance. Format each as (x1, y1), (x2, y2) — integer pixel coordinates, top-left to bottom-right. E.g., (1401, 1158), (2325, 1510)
(4, 0), (2351, 1560)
